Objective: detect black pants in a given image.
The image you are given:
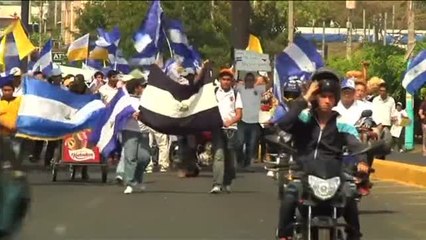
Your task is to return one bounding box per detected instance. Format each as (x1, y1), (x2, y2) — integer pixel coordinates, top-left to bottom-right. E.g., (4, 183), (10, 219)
(277, 183), (361, 239)
(32, 140), (60, 166)
(176, 135), (199, 175)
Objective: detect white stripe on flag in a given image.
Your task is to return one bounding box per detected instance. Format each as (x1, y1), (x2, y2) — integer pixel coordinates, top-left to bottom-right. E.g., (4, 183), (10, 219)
(402, 59), (426, 88)
(32, 51), (52, 71)
(97, 95), (136, 152)
(140, 83), (218, 118)
(19, 95), (105, 124)
(5, 42), (18, 56)
(284, 44), (316, 73)
(168, 29), (189, 45)
(134, 34), (153, 53)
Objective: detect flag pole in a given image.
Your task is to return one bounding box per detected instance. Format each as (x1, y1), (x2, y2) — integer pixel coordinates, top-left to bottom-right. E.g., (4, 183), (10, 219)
(162, 28), (173, 58)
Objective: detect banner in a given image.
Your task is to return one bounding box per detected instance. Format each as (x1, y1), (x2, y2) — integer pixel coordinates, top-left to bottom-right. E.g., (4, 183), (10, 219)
(62, 129), (101, 163)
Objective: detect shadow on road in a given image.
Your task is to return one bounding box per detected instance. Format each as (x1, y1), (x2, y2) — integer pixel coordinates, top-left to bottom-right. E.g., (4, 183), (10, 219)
(359, 210), (398, 215)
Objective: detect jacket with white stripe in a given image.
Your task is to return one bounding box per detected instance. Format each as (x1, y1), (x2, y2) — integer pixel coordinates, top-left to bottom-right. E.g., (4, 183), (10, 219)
(277, 97), (366, 165)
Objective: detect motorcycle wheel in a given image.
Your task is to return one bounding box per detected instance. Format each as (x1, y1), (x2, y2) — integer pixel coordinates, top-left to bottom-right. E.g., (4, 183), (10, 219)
(169, 142), (180, 168)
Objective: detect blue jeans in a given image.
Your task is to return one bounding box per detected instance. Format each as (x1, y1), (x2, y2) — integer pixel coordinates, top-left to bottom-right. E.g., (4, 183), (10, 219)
(212, 129), (238, 186)
(237, 122), (261, 167)
(122, 130), (151, 185)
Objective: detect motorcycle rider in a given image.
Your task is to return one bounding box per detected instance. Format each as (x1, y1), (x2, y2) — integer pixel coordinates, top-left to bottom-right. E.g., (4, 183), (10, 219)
(276, 68), (369, 240)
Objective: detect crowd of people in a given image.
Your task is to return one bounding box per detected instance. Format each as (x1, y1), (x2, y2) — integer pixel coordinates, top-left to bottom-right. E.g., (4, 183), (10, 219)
(0, 60), (415, 239)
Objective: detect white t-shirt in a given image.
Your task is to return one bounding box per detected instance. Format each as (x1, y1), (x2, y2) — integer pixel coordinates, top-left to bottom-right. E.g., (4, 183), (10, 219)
(372, 96), (396, 126)
(98, 84), (118, 104)
(333, 100), (368, 126)
(215, 86), (243, 129)
(236, 84), (266, 123)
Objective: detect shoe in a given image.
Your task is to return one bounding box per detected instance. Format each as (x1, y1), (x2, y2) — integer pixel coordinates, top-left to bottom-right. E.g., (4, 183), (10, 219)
(115, 175), (123, 185)
(210, 185), (222, 194)
(267, 170), (274, 177)
(160, 167), (168, 173)
(224, 185), (231, 193)
(145, 168), (153, 174)
(124, 186), (133, 194)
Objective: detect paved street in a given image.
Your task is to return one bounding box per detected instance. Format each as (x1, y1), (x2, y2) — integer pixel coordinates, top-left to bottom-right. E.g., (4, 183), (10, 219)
(18, 167), (426, 240)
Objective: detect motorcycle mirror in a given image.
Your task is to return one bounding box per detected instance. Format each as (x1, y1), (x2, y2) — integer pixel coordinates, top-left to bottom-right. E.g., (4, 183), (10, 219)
(264, 135), (297, 155)
(360, 109), (373, 118)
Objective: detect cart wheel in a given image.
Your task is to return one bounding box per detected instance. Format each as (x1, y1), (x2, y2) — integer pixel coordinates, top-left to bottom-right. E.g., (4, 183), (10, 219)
(51, 165), (57, 182)
(70, 166), (76, 181)
(101, 165), (108, 183)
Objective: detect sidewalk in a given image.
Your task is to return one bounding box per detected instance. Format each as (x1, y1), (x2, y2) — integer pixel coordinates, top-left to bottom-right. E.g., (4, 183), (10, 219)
(373, 144), (426, 187)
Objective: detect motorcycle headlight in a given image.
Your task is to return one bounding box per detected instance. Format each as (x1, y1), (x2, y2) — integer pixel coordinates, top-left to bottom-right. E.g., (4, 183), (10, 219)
(308, 175), (341, 200)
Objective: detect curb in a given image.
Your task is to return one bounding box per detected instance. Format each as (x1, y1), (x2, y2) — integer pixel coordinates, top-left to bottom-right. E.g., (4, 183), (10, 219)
(372, 159), (426, 187)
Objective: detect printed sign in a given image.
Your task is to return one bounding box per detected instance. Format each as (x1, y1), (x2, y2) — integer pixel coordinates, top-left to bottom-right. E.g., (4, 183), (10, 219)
(234, 49), (271, 72)
(62, 129), (100, 163)
(52, 52), (67, 64)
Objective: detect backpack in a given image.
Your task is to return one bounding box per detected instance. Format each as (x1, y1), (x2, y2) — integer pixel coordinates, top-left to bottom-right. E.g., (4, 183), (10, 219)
(214, 87), (238, 101)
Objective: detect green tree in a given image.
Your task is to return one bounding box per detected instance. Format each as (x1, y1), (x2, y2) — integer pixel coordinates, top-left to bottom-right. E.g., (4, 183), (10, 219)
(327, 43), (406, 101)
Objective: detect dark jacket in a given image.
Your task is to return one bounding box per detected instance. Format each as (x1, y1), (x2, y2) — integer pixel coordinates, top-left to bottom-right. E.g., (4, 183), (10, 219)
(278, 97), (366, 165)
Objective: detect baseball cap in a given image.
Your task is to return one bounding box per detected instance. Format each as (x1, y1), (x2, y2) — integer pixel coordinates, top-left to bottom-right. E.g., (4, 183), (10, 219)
(396, 102), (403, 106)
(341, 78), (356, 90)
(10, 67), (22, 76)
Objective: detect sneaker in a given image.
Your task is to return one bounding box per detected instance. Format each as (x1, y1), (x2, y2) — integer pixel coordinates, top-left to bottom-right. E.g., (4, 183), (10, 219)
(160, 167), (168, 173)
(224, 185), (231, 193)
(267, 170), (275, 177)
(145, 168), (153, 174)
(124, 186), (133, 194)
(210, 185), (222, 194)
(115, 175), (123, 185)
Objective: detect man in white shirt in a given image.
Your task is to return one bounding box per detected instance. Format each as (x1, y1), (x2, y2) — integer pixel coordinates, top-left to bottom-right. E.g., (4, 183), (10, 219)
(354, 81), (372, 109)
(210, 68), (243, 194)
(333, 78), (368, 126)
(372, 83), (395, 129)
(235, 73), (265, 168)
(98, 70), (119, 103)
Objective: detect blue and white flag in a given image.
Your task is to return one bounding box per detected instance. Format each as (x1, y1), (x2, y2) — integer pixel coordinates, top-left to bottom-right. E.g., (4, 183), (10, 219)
(165, 19), (202, 72)
(16, 76), (105, 139)
(133, 0), (164, 62)
(0, 70), (14, 87)
(2, 34), (20, 72)
(89, 88), (136, 157)
(402, 50), (426, 94)
(275, 36), (324, 84)
(96, 26), (121, 56)
(109, 49), (130, 74)
(31, 39), (53, 75)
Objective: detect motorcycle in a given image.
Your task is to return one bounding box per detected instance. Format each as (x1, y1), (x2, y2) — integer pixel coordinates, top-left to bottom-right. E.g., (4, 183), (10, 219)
(352, 109), (392, 196)
(168, 132), (214, 168)
(270, 134), (384, 240)
(264, 133), (294, 200)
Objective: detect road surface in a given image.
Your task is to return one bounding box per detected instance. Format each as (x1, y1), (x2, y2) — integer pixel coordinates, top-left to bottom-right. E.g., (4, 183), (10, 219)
(18, 167), (426, 239)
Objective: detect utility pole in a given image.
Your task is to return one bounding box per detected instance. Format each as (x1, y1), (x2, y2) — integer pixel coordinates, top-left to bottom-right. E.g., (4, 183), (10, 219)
(405, 0), (416, 151)
(392, 5), (395, 36)
(39, 0), (43, 49)
(54, 1), (58, 30)
(383, 12), (387, 46)
(363, 9), (366, 43)
(288, 1), (294, 43)
(346, 9), (352, 60)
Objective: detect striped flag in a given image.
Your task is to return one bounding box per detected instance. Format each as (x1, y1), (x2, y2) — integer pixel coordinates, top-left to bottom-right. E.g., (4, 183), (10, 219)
(0, 19), (35, 66)
(16, 76), (105, 140)
(275, 36), (324, 83)
(165, 19), (202, 73)
(0, 34), (20, 72)
(402, 50), (426, 94)
(131, 0), (164, 66)
(67, 34), (90, 62)
(89, 88), (136, 157)
(31, 39), (53, 75)
(138, 64), (223, 135)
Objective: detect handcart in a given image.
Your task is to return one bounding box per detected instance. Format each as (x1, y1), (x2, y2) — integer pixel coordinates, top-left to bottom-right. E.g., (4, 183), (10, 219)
(51, 130), (108, 183)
